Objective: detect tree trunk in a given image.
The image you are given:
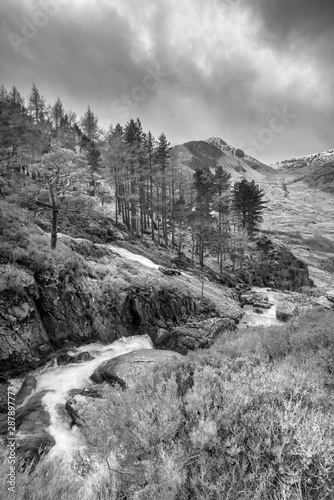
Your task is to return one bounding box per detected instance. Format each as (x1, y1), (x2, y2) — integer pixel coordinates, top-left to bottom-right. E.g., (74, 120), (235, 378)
(51, 208), (59, 249)
(178, 222), (182, 258)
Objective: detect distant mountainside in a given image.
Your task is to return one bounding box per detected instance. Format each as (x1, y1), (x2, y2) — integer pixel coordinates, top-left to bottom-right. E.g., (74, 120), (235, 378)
(171, 137), (275, 186)
(270, 149), (334, 193)
(270, 149), (334, 171)
(206, 137), (275, 176)
(172, 137), (334, 288)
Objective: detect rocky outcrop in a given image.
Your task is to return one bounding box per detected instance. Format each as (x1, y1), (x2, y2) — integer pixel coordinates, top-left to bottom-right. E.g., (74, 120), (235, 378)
(67, 349), (185, 447)
(91, 349), (184, 387)
(233, 238), (315, 291)
(0, 262), (240, 373)
(276, 301), (296, 322)
(164, 317), (234, 353)
(240, 292), (272, 309)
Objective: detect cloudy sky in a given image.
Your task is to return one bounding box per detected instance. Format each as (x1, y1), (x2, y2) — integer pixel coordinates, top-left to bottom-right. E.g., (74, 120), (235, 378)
(1, 0), (333, 163)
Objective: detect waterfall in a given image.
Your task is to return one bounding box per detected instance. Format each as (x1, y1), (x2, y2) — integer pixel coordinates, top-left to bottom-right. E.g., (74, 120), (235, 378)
(12, 335), (154, 457)
(238, 287), (281, 328)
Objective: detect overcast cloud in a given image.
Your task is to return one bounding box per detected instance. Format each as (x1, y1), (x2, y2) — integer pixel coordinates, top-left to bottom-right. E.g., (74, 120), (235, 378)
(0, 0), (333, 163)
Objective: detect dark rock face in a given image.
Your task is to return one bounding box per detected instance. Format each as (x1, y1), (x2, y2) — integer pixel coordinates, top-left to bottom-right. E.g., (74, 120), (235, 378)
(165, 317), (234, 353)
(0, 288), (53, 373)
(234, 240), (314, 291)
(91, 349), (184, 387)
(1, 268), (234, 373)
(155, 328), (171, 345)
(0, 380), (9, 413)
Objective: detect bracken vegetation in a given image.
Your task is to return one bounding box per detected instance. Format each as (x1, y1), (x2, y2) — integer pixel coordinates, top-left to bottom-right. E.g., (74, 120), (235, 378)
(1, 307), (334, 500)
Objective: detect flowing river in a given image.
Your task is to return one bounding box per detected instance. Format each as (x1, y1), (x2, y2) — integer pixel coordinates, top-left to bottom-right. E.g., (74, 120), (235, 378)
(8, 335), (153, 458)
(237, 287), (281, 329)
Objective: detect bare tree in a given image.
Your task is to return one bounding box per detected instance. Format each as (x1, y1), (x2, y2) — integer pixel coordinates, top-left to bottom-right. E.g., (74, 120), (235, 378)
(31, 146), (88, 248)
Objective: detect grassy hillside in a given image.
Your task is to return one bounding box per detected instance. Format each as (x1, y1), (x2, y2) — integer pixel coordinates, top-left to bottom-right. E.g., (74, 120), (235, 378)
(2, 307), (334, 499)
(303, 162), (334, 193)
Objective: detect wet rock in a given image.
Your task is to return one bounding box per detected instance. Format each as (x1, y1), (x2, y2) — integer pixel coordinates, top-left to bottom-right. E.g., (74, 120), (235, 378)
(166, 317), (233, 352)
(74, 352), (94, 363)
(56, 353), (75, 365)
(276, 301), (296, 322)
(16, 375), (37, 405)
(155, 328), (170, 346)
(240, 292), (270, 308)
(158, 267), (182, 276)
(66, 385), (116, 447)
(313, 296), (333, 310)
(91, 349), (184, 388)
(57, 350), (94, 366)
(253, 302), (272, 309)
(0, 381), (9, 413)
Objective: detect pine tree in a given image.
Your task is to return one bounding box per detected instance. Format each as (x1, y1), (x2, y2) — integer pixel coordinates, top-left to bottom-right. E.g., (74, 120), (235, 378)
(144, 131), (156, 241)
(232, 179), (267, 237)
(191, 168), (214, 266)
(212, 166), (231, 270)
(8, 86), (24, 107)
(80, 106), (99, 141)
(52, 97), (64, 130)
(173, 194), (187, 257)
(156, 133), (171, 247)
(0, 85), (7, 102)
(124, 119), (141, 234)
(27, 83), (45, 123)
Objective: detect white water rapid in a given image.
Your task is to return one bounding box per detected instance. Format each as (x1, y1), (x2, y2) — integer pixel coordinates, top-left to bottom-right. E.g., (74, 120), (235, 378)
(15, 335), (154, 457)
(238, 287), (281, 328)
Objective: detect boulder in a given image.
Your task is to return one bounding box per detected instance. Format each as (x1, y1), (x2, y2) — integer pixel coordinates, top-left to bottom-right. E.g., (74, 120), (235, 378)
(167, 317), (233, 352)
(312, 296), (333, 310)
(74, 352), (94, 363)
(155, 328), (170, 346)
(91, 349), (184, 388)
(276, 301), (296, 322)
(325, 291), (334, 303)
